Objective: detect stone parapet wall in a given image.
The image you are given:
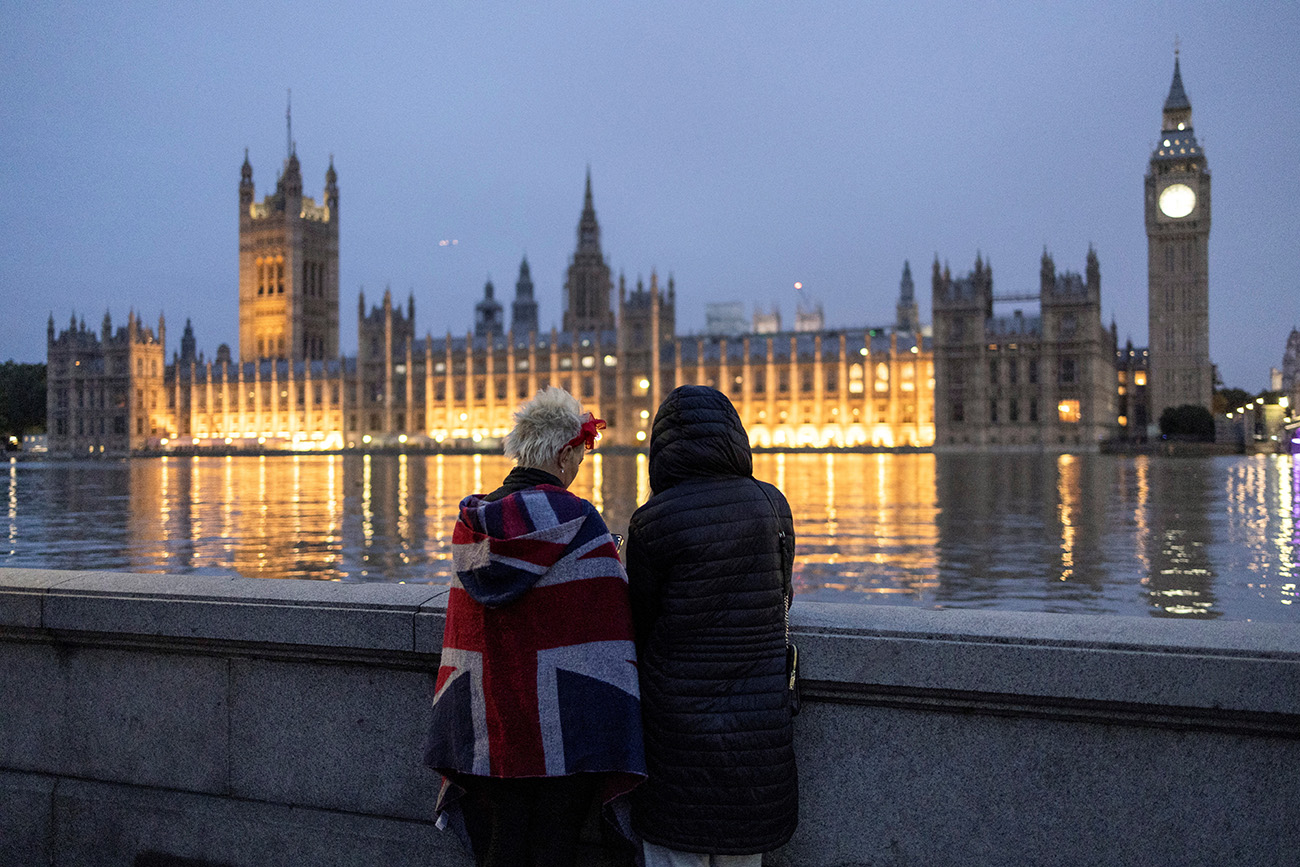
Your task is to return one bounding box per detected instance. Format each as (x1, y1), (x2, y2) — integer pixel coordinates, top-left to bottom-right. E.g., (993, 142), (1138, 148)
(2, 568), (1297, 866)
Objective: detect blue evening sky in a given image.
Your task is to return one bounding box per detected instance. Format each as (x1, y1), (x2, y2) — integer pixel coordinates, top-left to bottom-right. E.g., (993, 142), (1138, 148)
(2, 1), (1297, 390)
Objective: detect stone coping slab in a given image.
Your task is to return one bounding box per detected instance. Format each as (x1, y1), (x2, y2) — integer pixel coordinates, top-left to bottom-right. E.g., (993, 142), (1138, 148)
(0, 568), (449, 652)
(793, 599), (1300, 658)
(792, 600), (1300, 717)
(2, 568), (1298, 716)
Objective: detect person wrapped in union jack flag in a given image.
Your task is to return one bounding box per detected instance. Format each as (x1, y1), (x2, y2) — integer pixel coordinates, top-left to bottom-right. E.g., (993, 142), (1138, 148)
(424, 386), (645, 867)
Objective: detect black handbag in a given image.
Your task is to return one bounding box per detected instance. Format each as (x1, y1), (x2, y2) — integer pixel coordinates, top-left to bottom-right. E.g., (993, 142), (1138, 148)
(755, 479), (801, 716)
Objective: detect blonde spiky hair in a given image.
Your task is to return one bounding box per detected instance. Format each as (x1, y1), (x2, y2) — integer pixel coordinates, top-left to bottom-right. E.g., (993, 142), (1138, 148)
(503, 386), (583, 468)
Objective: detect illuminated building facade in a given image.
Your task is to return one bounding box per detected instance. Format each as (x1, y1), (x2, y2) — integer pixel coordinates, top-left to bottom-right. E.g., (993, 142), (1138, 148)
(932, 249), (1116, 449)
(1114, 340), (1151, 442)
(46, 160), (935, 454)
(44, 311), (168, 454)
(238, 147), (340, 362)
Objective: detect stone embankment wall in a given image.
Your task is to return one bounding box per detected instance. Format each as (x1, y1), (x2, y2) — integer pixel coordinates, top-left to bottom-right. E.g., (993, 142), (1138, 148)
(2, 568), (1298, 867)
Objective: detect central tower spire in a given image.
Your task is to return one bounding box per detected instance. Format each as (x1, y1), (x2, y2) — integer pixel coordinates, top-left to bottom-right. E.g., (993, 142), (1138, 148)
(563, 169), (614, 333)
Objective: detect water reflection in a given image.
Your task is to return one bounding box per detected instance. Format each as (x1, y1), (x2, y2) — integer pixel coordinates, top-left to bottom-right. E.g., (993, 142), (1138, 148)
(2, 452), (1297, 622)
(1144, 458), (1218, 618)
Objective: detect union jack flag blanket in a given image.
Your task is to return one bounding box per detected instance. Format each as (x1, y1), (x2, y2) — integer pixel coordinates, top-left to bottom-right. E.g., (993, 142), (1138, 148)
(424, 484), (646, 837)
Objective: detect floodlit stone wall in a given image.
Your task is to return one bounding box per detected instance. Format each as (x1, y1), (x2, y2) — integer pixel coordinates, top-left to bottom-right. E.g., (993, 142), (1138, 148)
(1, 568), (1297, 867)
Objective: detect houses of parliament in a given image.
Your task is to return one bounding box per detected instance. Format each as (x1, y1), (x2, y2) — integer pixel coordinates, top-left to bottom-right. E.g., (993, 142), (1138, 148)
(45, 59), (1209, 456)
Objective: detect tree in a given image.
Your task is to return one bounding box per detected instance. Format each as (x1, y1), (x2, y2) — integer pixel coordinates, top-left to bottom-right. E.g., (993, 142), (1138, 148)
(1214, 387), (1251, 416)
(0, 361), (46, 448)
(1158, 404), (1215, 442)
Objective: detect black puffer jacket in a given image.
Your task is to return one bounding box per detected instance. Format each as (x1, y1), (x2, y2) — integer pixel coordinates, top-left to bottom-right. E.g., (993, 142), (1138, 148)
(626, 385), (798, 855)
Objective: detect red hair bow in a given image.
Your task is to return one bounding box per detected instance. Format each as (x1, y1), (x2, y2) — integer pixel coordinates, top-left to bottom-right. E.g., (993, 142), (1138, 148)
(566, 412), (606, 451)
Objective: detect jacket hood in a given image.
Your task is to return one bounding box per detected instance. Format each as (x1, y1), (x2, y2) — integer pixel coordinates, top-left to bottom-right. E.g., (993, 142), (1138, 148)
(453, 486), (587, 606)
(647, 385), (752, 493)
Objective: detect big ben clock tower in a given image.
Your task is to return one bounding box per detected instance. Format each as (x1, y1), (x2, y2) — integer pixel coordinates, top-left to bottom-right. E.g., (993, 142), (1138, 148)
(1146, 50), (1212, 422)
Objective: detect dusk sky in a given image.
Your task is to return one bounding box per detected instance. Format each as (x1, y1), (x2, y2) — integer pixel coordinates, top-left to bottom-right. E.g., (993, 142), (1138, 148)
(3, 2), (1297, 390)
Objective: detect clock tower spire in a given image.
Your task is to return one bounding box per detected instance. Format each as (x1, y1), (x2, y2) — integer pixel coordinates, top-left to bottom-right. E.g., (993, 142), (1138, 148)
(1145, 48), (1212, 425)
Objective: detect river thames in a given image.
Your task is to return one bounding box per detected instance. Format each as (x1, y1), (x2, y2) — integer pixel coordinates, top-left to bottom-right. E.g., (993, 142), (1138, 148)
(4, 451), (1297, 622)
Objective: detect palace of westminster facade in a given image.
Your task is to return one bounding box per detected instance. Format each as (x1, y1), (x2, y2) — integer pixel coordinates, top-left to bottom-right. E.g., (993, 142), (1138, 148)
(46, 60), (1209, 456)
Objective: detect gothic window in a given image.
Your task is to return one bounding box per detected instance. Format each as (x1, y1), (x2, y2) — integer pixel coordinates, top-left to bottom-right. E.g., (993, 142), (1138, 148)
(848, 364), (863, 394)
(1029, 398), (1038, 422)
(951, 400), (964, 423)
(1059, 358), (1076, 384)
(825, 368), (837, 392)
(1008, 360), (1018, 385)
(989, 399), (998, 424)
(1028, 361), (1038, 384)
(1010, 398), (1019, 422)
(1165, 245), (1175, 273)
(989, 359), (998, 385)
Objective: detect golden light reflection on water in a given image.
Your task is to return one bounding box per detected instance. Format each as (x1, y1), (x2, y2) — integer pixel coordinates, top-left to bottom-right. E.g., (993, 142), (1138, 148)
(1057, 454), (1077, 582)
(1134, 456), (1151, 577)
(2, 451), (1285, 621)
(8, 460), (18, 554)
(755, 452), (940, 600)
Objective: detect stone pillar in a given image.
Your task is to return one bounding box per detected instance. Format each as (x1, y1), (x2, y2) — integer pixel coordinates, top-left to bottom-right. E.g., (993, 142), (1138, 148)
(527, 333), (538, 402)
(301, 362), (311, 440)
(719, 339), (730, 401)
(814, 334), (824, 433)
(765, 338), (776, 433)
(741, 337), (753, 427)
(444, 334), (455, 433)
(506, 334), (517, 420)
(464, 331), (475, 434)
(404, 338), (414, 434)
(423, 338), (433, 435)
(839, 334), (850, 441)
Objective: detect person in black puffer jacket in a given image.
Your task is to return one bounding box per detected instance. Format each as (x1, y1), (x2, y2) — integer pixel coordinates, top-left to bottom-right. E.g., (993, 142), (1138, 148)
(626, 385), (798, 867)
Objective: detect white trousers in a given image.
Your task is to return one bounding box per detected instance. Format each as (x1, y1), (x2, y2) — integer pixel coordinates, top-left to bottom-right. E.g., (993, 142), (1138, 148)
(642, 841), (763, 867)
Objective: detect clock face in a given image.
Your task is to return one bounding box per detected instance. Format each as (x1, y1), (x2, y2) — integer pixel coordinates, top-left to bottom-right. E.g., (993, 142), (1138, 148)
(1158, 183), (1196, 219)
